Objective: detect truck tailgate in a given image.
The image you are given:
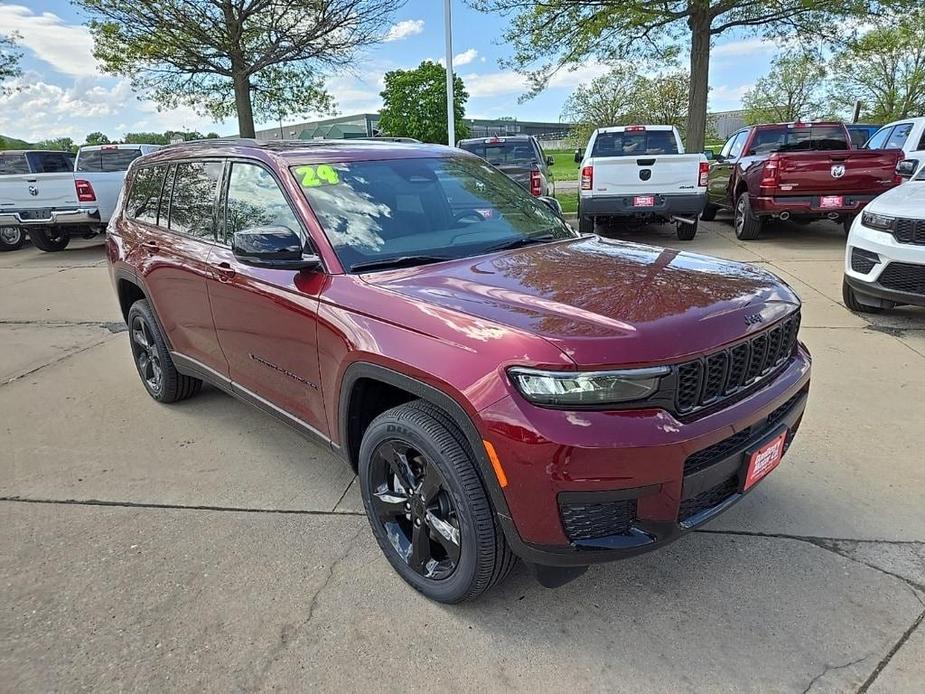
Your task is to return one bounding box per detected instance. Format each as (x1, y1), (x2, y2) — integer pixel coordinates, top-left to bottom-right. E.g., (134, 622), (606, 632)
(0, 173), (78, 214)
(78, 171), (126, 224)
(588, 154), (703, 195)
(775, 150), (902, 195)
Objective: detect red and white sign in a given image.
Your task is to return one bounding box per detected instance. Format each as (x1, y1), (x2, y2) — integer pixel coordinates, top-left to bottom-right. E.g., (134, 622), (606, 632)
(819, 195), (844, 209)
(744, 431), (787, 490)
(633, 195), (655, 207)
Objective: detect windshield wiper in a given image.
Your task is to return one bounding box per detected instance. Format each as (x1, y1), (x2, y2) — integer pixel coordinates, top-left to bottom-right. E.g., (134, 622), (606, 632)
(483, 233), (557, 254)
(350, 255), (450, 273)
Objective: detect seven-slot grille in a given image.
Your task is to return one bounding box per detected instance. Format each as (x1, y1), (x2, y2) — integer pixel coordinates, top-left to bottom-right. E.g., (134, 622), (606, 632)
(675, 311), (801, 414)
(878, 262), (925, 296)
(892, 217), (925, 246)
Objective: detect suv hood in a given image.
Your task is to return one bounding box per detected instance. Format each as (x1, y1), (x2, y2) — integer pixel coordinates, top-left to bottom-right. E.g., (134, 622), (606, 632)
(363, 236), (799, 366)
(867, 180), (925, 217)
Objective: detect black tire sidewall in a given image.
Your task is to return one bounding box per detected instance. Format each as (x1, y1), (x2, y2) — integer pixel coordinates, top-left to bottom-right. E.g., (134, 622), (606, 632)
(28, 227), (70, 252)
(126, 300), (181, 401)
(676, 219), (697, 240)
(0, 227), (25, 251)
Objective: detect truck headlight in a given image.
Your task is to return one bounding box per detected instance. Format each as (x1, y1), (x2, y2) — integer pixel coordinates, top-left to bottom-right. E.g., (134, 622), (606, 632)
(508, 366), (669, 407)
(861, 210), (895, 231)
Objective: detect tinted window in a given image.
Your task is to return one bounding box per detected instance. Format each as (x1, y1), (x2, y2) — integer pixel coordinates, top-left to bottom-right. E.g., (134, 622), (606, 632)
(847, 128), (871, 148)
(865, 127), (891, 149)
(591, 130), (679, 157)
(32, 152), (74, 172)
(291, 156), (572, 271)
(76, 148), (144, 172)
(126, 166), (167, 225)
(885, 123), (913, 149)
(458, 140), (538, 165)
(225, 163), (301, 244)
(749, 125), (849, 154)
(167, 161), (223, 239)
(727, 132), (748, 159)
(0, 153), (29, 175)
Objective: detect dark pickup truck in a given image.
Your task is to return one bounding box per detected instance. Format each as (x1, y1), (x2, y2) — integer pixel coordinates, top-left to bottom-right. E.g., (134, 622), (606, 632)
(702, 122), (904, 239)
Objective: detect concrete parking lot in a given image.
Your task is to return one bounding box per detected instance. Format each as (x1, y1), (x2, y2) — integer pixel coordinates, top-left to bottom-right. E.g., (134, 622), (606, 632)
(2, 217), (924, 692)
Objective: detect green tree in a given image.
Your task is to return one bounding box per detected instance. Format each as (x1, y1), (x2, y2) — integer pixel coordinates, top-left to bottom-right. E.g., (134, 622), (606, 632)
(471, 0), (906, 152)
(84, 131), (112, 145)
(123, 131), (168, 145)
(34, 137), (77, 153)
(827, 12), (925, 122)
(77, 0), (403, 138)
(742, 51), (828, 124)
(378, 61), (470, 144)
(1, 32), (22, 90)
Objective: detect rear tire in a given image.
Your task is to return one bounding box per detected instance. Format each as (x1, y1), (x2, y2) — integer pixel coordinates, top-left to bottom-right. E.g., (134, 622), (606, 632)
(127, 299), (202, 402)
(28, 227), (70, 252)
(358, 399), (515, 603)
(676, 218), (698, 240)
(0, 226), (25, 252)
(578, 214), (594, 234)
(734, 192), (763, 240)
(842, 278), (885, 313)
(700, 203), (718, 221)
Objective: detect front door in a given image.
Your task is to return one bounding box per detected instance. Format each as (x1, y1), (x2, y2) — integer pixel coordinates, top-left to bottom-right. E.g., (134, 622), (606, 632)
(708, 131), (746, 205)
(206, 161), (329, 438)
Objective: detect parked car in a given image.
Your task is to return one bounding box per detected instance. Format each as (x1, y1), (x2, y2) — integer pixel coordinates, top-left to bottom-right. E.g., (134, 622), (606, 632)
(574, 125), (708, 240)
(457, 135), (555, 197)
(107, 139), (811, 602)
(0, 150), (77, 251)
(703, 122), (905, 239)
(844, 159), (925, 312)
(846, 124), (880, 149)
(0, 143), (158, 253)
(863, 117), (925, 177)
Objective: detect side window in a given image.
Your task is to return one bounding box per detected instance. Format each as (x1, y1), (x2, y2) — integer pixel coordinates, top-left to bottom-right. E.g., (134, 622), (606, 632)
(168, 161), (223, 240)
(727, 131), (748, 159)
(224, 163), (302, 244)
(865, 127), (892, 150)
(885, 123), (913, 149)
(125, 166), (167, 226)
(918, 129), (925, 150)
(720, 132), (741, 159)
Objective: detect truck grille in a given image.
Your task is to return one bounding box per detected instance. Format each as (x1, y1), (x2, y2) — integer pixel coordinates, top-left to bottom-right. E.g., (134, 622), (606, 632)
(559, 498), (637, 541)
(675, 311), (801, 414)
(892, 218), (925, 246)
(878, 263), (925, 296)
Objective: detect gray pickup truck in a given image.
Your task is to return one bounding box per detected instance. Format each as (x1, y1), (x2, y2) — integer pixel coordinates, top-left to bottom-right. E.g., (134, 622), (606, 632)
(0, 150), (78, 251)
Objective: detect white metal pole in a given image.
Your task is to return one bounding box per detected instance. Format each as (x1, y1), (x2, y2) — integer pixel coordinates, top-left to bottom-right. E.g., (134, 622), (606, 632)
(444, 0), (455, 146)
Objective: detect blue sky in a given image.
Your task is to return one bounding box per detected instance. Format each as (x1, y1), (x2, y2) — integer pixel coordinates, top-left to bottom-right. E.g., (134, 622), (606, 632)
(0, 0), (781, 142)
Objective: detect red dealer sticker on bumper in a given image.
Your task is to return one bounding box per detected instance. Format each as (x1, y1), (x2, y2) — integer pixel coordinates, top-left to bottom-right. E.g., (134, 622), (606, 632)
(744, 431), (787, 491)
(633, 195), (655, 207)
(819, 195), (844, 208)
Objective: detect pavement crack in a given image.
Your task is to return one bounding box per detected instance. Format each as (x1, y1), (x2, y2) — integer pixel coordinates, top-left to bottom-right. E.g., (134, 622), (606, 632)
(1, 333), (120, 386)
(801, 654), (870, 694)
(0, 495), (365, 518)
(0, 319), (126, 333)
(857, 609), (925, 693)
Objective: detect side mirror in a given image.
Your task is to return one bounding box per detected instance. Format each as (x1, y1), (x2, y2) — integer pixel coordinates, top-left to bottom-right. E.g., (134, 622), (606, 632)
(896, 159), (919, 179)
(546, 155), (555, 166)
(573, 149), (583, 163)
(537, 195), (563, 216)
(232, 226), (321, 271)
(703, 149), (715, 160)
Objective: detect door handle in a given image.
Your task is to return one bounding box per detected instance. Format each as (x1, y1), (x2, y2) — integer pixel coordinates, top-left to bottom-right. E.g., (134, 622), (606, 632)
(213, 261), (236, 281)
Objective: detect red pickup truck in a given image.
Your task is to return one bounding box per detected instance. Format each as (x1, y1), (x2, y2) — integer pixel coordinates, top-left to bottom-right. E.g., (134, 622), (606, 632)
(702, 122), (904, 239)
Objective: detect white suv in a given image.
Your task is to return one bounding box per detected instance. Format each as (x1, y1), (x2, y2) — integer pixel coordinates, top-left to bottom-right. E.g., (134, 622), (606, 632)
(844, 160), (925, 312)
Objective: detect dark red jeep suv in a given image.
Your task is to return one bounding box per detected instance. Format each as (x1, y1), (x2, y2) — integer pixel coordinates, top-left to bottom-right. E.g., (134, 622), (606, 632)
(107, 139), (811, 602)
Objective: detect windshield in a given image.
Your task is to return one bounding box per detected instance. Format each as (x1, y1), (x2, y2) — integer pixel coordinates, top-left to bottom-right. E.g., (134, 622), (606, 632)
(749, 126), (849, 154)
(457, 141), (537, 166)
(291, 156), (574, 271)
(591, 130), (679, 157)
(76, 148), (144, 172)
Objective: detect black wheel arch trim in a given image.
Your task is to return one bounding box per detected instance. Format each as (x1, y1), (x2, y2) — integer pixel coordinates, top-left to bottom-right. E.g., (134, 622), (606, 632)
(113, 267), (174, 352)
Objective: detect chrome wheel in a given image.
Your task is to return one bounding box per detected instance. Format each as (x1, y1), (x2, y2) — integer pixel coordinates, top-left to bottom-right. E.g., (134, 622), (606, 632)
(0, 227), (22, 245)
(735, 196), (746, 236)
(130, 316), (162, 394)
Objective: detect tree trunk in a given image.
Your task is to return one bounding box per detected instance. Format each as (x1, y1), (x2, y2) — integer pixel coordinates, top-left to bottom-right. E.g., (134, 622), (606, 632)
(233, 70), (256, 139)
(686, 9), (711, 152)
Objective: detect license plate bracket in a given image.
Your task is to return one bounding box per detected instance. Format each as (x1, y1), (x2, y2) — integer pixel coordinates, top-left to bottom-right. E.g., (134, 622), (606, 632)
(633, 195), (655, 207)
(819, 195), (844, 209)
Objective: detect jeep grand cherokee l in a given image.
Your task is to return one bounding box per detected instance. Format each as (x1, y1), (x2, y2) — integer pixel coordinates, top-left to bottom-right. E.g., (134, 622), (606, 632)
(107, 139), (811, 603)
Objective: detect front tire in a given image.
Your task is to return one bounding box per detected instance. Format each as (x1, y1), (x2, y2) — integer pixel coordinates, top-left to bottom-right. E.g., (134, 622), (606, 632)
(842, 278), (885, 313)
(676, 218), (698, 240)
(127, 299), (202, 402)
(578, 213), (594, 234)
(734, 192), (763, 240)
(28, 226), (70, 252)
(358, 399), (514, 603)
(0, 226), (25, 252)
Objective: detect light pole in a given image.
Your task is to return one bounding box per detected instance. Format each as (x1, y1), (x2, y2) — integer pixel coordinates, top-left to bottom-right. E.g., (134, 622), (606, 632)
(444, 0), (455, 146)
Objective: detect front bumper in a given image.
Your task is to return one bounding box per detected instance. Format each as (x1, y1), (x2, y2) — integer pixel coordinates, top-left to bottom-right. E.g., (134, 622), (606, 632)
(845, 218), (925, 308)
(0, 208), (100, 226)
(579, 192), (706, 219)
(752, 194), (878, 218)
(480, 347), (811, 567)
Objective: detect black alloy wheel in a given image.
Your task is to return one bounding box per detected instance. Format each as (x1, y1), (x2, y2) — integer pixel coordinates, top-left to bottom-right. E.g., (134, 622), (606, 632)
(368, 439), (461, 580)
(130, 315), (163, 396)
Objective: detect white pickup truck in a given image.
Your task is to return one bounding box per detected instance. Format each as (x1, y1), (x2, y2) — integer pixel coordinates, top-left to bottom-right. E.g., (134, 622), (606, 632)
(0, 143), (159, 252)
(575, 125), (708, 240)
(863, 117), (925, 178)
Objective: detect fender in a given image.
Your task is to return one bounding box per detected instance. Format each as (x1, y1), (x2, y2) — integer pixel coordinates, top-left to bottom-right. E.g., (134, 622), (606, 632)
(112, 267), (173, 351)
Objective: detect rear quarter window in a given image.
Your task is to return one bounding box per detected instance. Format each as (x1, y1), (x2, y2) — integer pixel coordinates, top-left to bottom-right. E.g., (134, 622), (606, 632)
(125, 166), (167, 225)
(458, 141), (538, 165)
(0, 153), (29, 175)
(749, 125), (849, 154)
(32, 152), (74, 172)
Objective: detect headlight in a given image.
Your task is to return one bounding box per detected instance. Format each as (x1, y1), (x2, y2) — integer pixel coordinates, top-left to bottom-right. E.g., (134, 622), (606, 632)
(508, 366), (669, 407)
(861, 210), (895, 231)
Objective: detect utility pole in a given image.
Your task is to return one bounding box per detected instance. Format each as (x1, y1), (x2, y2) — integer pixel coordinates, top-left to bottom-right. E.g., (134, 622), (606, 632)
(444, 0), (455, 146)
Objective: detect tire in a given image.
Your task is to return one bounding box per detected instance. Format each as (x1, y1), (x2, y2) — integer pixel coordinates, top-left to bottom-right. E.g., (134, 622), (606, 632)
(734, 192), (763, 240)
(358, 399), (515, 603)
(842, 277), (884, 313)
(578, 214), (594, 234)
(676, 218), (698, 240)
(0, 226), (25, 252)
(842, 216), (855, 236)
(126, 299), (202, 402)
(28, 226), (70, 252)
(700, 203), (718, 221)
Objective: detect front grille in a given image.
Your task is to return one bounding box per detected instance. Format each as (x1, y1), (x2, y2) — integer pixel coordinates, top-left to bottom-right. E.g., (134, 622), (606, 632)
(559, 498), (637, 541)
(674, 311), (801, 415)
(679, 476), (738, 522)
(893, 217), (925, 245)
(878, 263), (925, 296)
(851, 247), (879, 274)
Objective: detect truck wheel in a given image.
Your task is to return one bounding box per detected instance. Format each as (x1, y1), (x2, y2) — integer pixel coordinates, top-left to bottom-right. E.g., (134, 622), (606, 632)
(700, 203), (718, 221)
(578, 214), (594, 234)
(842, 278), (885, 313)
(127, 299), (202, 402)
(734, 192), (763, 240)
(0, 226), (25, 252)
(358, 399), (515, 603)
(676, 218), (698, 241)
(28, 227), (70, 252)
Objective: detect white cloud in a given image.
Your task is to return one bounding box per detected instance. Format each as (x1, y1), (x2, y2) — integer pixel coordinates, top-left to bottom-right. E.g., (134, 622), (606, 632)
(712, 37), (776, 59)
(0, 5), (99, 78)
(453, 49), (478, 66)
(384, 19), (424, 42)
(463, 61), (610, 98)
(710, 83), (754, 111)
